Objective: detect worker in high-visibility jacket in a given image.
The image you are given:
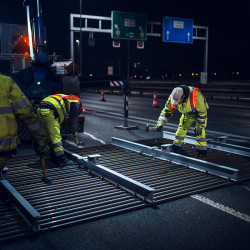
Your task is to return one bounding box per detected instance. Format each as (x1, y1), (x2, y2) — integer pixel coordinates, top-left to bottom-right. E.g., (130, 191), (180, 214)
(0, 73), (46, 176)
(156, 85), (209, 160)
(37, 94), (82, 167)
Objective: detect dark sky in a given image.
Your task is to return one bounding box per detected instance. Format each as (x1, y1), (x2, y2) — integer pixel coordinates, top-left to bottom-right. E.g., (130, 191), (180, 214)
(1, 0), (250, 78)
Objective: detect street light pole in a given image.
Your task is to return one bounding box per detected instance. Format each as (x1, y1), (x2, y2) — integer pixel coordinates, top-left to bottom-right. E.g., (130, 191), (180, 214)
(79, 0), (82, 76)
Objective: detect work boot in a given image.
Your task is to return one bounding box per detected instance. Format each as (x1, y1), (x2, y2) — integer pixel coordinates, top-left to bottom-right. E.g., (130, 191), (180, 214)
(169, 144), (188, 156)
(56, 155), (73, 167)
(49, 152), (58, 165)
(197, 150), (207, 161)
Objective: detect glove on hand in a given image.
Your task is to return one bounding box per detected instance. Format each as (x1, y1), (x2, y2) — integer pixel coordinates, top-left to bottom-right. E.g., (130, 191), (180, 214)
(156, 120), (165, 129)
(194, 126), (203, 136)
(156, 126), (163, 131)
(74, 131), (78, 137)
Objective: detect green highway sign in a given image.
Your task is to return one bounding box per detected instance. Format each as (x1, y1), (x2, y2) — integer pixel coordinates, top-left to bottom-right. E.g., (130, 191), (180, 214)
(111, 11), (147, 40)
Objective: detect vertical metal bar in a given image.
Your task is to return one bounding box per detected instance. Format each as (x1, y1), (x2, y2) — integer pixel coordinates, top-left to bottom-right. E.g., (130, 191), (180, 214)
(79, 0), (82, 76)
(26, 5), (34, 61)
(70, 14), (74, 60)
(127, 40), (129, 81)
(203, 27), (209, 73)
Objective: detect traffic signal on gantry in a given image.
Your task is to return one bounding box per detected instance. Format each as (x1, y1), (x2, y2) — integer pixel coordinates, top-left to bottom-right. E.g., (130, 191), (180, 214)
(137, 41), (144, 49)
(112, 39), (120, 48)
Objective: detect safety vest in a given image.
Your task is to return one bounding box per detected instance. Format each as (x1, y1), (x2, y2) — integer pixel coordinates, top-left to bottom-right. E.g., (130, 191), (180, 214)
(169, 86), (208, 114)
(0, 74), (42, 152)
(40, 94), (80, 123)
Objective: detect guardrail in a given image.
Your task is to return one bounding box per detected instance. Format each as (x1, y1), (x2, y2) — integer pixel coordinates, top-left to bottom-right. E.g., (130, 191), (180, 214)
(81, 80), (250, 102)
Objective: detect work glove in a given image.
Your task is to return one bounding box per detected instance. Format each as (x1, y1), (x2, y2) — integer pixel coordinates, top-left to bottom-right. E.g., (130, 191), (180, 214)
(156, 120), (165, 129)
(73, 131), (78, 137)
(194, 126), (203, 137)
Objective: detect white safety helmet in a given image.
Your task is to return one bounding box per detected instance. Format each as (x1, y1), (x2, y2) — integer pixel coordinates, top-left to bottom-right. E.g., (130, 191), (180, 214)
(171, 87), (184, 105)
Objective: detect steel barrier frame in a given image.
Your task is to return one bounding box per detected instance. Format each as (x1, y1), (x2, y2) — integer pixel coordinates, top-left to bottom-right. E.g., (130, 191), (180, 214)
(0, 179), (41, 231)
(111, 137), (239, 181)
(163, 131), (250, 157)
(64, 149), (155, 203)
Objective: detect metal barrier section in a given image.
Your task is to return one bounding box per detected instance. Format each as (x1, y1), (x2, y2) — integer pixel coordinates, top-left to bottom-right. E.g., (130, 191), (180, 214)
(111, 137), (239, 181)
(163, 131), (250, 157)
(64, 149), (155, 203)
(0, 179), (41, 231)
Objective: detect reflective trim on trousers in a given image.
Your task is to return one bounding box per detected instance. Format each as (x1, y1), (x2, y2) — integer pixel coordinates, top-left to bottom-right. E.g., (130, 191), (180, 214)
(27, 121), (41, 131)
(0, 136), (19, 146)
(54, 150), (64, 156)
(53, 141), (63, 148)
(197, 120), (206, 125)
(0, 106), (13, 114)
(12, 98), (30, 112)
(196, 145), (207, 151)
(173, 141), (182, 147)
(196, 137), (207, 143)
(197, 115), (207, 119)
(175, 135), (185, 141)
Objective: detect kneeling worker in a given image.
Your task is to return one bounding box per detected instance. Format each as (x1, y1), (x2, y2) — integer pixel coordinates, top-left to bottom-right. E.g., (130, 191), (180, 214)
(37, 93), (82, 167)
(156, 85), (209, 160)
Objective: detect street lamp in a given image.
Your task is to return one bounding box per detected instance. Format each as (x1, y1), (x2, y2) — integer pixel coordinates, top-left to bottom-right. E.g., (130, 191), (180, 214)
(76, 39), (80, 64)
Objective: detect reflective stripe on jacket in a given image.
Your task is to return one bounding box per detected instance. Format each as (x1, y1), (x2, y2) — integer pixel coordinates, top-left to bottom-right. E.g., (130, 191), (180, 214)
(0, 74), (45, 152)
(40, 94), (79, 124)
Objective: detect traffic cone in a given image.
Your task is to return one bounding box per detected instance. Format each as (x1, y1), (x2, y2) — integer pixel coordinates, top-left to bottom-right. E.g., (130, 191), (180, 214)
(152, 91), (158, 107)
(100, 89), (106, 101)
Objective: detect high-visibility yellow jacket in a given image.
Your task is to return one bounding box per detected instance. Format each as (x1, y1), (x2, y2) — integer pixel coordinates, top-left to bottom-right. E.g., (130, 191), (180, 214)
(0, 74), (46, 153)
(158, 85), (209, 129)
(40, 94), (81, 135)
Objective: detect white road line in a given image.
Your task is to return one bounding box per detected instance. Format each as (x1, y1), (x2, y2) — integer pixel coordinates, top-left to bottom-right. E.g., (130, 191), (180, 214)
(65, 140), (84, 148)
(191, 194), (250, 223)
(84, 132), (106, 144)
(242, 185), (250, 192)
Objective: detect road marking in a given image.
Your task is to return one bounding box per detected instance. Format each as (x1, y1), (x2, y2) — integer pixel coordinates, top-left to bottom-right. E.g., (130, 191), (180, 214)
(65, 140), (85, 148)
(191, 194), (250, 223)
(85, 108), (250, 141)
(84, 132), (106, 144)
(242, 185), (250, 192)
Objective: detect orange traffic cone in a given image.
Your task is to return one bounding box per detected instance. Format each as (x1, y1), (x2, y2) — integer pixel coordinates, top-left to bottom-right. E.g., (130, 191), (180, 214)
(152, 91), (158, 107)
(100, 89), (106, 101)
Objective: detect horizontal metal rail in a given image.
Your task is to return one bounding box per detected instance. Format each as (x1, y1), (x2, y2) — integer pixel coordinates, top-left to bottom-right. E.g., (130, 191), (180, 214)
(111, 137), (239, 181)
(163, 131), (250, 157)
(0, 179), (41, 231)
(64, 149), (155, 203)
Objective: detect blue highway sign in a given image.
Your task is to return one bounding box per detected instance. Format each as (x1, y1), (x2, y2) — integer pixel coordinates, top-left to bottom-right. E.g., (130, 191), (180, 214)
(162, 17), (193, 44)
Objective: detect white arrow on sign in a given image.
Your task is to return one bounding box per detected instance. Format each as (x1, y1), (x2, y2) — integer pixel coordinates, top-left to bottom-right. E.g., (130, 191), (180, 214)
(166, 30), (170, 40)
(187, 32), (190, 42)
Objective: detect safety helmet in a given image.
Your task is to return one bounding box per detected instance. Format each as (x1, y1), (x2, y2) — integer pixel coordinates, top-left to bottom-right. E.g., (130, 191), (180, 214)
(171, 87), (184, 105)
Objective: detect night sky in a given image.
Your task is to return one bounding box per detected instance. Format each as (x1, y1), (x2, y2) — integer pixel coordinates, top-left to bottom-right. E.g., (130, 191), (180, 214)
(1, 0), (250, 79)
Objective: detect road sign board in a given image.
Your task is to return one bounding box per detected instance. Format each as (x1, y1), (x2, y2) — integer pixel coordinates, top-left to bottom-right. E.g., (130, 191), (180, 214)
(112, 11), (147, 40)
(162, 17), (193, 44)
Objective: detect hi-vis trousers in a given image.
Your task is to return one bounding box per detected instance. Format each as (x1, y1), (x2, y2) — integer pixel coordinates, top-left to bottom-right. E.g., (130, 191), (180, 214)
(173, 113), (207, 151)
(37, 108), (64, 157)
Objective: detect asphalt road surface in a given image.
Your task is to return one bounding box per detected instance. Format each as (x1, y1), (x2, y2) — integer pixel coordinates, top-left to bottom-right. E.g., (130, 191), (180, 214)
(2, 92), (250, 250)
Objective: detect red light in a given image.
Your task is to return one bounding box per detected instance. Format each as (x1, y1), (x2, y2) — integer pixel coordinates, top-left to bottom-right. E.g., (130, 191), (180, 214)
(82, 108), (85, 112)
(113, 39), (120, 48)
(137, 41), (144, 49)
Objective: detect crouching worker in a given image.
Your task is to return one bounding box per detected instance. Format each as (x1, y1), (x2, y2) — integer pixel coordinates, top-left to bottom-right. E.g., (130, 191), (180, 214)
(37, 94), (82, 167)
(0, 74), (46, 177)
(156, 85), (209, 160)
